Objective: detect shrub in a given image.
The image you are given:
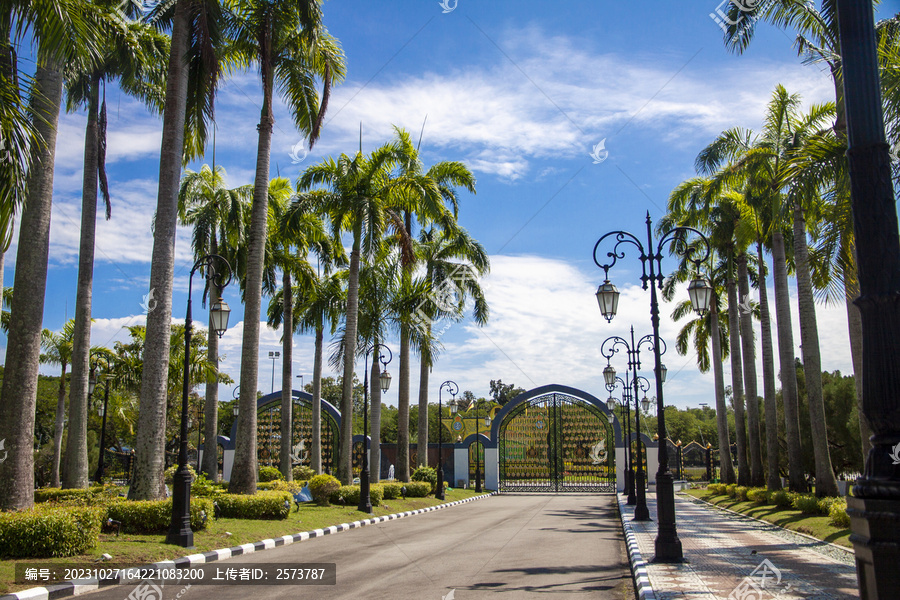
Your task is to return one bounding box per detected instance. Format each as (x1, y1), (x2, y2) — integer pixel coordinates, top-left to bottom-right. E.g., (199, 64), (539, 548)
(106, 498), (213, 533)
(0, 505), (104, 558)
(381, 482), (402, 500)
(746, 487), (768, 503)
(411, 466), (438, 493)
(164, 464), (196, 485)
(725, 483), (738, 498)
(828, 499), (850, 528)
(368, 484), (384, 507)
(258, 480), (304, 494)
(258, 466), (284, 482)
(293, 465), (316, 481)
(191, 474), (224, 498)
(308, 474), (341, 505)
(33, 485), (121, 504)
(707, 483), (726, 495)
(769, 490), (794, 507)
(404, 481), (432, 498)
(734, 486), (749, 501)
(329, 485), (384, 508)
(213, 491), (291, 519)
(792, 494), (821, 515)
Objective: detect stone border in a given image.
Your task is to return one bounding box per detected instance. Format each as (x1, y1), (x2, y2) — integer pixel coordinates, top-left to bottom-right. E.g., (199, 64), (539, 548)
(1, 493), (496, 600)
(616, 494), (657, 600)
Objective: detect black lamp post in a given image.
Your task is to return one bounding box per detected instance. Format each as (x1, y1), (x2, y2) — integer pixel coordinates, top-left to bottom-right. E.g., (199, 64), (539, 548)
(606, 375), (634, 504)
(474, 399), (490, 493)
(167, 254), (231, 547)
(90, 353), (111, 483)
(594, 213), (711, 563)
(195, 402), (203, 473)
(836, 2), (900, 597)
(268, 351), (280, 394)
(437, 381), (458, 501)
(359, 344), (392, 513)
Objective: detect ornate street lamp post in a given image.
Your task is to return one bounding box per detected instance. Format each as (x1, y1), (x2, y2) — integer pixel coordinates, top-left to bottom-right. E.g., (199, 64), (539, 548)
(606, 375), (634, 504)
(594, 213), (711, 562)
(167, 254), (231, 547)
(474, 399), (491, 493)
(836, 3), (900, 596)
(89, 353), (111, 483)
(437, 381), (458, 501)
(359, 344), (392, 513)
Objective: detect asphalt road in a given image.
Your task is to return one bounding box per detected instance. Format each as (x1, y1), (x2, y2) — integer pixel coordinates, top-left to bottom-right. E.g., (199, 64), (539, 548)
(82, 494), (634, 600)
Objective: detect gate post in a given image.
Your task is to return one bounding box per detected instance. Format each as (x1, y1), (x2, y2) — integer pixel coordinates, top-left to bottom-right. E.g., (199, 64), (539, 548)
(454, 444), (468, 488)
(484, 447), (499, 491)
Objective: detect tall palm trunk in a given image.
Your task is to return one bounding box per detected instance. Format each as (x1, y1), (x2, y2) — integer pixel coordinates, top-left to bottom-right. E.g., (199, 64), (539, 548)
(231, 54), (277, 494)
(397, 324), (411, 482)
(757, 241), (781, 491)
(280, 269), (293, 481)
(737, 253), (764, 486)
(844, 249), (870, 461)
(792, 203), (838, 497)
(772, 230), (806, 492)
(130, 0), (191, 500)
(311, 324), (323, 473)
(710, 297), (736, 484)
(417, 341), (430, 471)
(51, 362), (68, 487)
(369, 354), (381, 482)
(338, 226), (361, 484)
(201, 283), (220, 481)
(0, 61), (64, 510)
(726, 258), (749, 485)
(64, 74), (101, 489)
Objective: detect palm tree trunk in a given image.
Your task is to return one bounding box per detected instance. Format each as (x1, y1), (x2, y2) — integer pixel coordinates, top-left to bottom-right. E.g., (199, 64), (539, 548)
(772, 230), (806, 492)
(280, 269), (293, 481)
(338, 226), (362, 484)
(397, 323), (411, 482)
(737, 253), (764, 486)
(231, 54), (278, 495)
(757, 241), (781, 491)
(64, 75), (101, 489)
(0, 61), (63, 510)
(710, 298), (736, 484)
(792, 202), (839, 497)
(51, 363), (67, 488)
(417, 343), (430, 471)
(369, 354), (381, 483)
(843, 245), (870, 461)
(726, 259), (750, 485)
(130, 0), (191, 500)
(311, 324), (323, 473)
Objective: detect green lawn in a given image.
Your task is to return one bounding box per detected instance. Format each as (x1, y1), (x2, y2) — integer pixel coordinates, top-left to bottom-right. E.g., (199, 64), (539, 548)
(683, 489), (851, 549)
(0, 488), (487, 595)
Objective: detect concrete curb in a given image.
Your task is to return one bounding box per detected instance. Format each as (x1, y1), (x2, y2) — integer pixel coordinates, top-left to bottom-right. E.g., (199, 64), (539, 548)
(616, 494), (657, 600)
(1, 493), (496, 600)
(680, 492), (855, 561)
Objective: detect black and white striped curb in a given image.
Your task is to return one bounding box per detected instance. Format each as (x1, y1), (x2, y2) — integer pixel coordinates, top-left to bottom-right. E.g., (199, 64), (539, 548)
(617, 495), (657, 600)
(1, 493), (495, 600)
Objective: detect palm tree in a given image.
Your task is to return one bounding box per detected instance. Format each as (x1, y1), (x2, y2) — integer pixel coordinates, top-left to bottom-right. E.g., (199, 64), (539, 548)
(63, 3), (168, 490)
(131, 0), (227, 501)
(0, 0), (101, 510)
(39, 320), (76, 488)
(178, 164), (251, 481)
(225, 0), (344, 495)
(414, 225), (489, 461)
(299, 144), (447, 484)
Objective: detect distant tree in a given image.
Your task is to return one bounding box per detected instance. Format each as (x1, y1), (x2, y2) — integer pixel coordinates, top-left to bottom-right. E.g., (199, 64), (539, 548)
(489, 380), (526, 406)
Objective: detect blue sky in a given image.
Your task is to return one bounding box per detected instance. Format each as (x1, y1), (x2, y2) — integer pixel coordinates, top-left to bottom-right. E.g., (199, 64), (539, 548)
(9, 0), (899, 411)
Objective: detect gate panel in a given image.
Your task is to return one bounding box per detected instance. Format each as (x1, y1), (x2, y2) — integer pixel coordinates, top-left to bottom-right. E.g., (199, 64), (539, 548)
(499, 393), (615, 492)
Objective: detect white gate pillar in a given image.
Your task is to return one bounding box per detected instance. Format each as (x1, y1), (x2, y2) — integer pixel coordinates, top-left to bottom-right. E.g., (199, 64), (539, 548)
(485, 447), (499, 491)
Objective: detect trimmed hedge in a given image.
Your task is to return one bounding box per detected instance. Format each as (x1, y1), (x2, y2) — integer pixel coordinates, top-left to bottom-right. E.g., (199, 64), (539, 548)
(769, 489), (795, 507)
(725, 483), (738, 498)
(746, 487), (768, 503)
(164, 464), (196, 485)
(411, 466), (437, 493)
(308, 474), (340, 505)
(34, 485), (120, 504)
(381, 482), (402, 500)
(734, 486), (749, 501)
(329, 485), (383, 507)
(707, 483), (726, 495)
(293, 465), (316, 481)
(106, 498), (213, 533)
(792, 494), (822, 515)
(213, 491), (292, 519)
(258, 480), (304, 494)
(0, 505), (104, 558)
(828, 499), (850, 528)
(403, 481), (432, 498)
(258, 466), (284, 482)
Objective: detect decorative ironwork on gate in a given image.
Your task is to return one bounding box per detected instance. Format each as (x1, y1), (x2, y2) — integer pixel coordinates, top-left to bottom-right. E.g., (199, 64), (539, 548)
(256, 395), (339, 474)
(498, 392), (615, 492)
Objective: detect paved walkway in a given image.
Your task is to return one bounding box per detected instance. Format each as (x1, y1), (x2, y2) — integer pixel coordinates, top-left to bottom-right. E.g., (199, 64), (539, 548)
(619, 492), (859, 600)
